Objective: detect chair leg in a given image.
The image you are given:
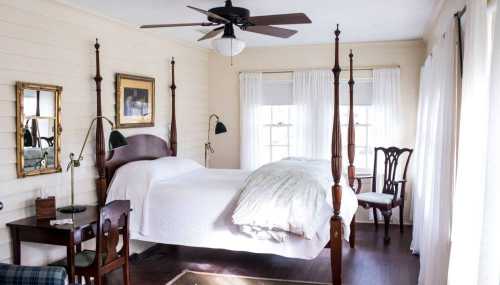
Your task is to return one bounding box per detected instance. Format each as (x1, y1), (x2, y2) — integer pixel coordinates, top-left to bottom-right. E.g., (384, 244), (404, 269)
(399, 203), (404, 234)
(349, 214), (356, 249)
(382, 210), (392, 244)
(373, 208), (379, 231)
(123, 260), (130, 285)
(84, 276), (91, 285)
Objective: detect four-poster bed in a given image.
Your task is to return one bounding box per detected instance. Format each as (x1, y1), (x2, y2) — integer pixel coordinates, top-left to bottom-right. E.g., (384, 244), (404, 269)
(93, 25), (356, 284)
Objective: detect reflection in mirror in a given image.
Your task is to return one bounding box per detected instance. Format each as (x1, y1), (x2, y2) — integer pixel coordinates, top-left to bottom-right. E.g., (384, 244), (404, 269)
(16, 82), (62, 178)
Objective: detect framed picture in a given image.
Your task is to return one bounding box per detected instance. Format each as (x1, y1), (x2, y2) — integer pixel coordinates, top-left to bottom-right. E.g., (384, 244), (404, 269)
(115, 73), (155, 128)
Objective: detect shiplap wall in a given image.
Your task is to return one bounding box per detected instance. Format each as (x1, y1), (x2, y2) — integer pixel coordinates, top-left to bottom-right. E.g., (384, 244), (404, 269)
(0, 0), (209, 264)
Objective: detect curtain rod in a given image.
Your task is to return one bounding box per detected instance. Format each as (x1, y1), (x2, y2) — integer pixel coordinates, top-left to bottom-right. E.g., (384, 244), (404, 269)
(454, 5), (467, 18)
(455, 5), (466, 77)
(239, 65), (400, 75)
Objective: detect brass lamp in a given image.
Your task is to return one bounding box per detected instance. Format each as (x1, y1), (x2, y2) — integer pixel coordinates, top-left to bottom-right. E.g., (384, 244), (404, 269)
(204, 114), (227, 167)
(58, 116), (127, 213)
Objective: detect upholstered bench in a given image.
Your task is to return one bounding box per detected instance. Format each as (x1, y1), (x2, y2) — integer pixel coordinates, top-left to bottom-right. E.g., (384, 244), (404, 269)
(0, 263), (67, 285)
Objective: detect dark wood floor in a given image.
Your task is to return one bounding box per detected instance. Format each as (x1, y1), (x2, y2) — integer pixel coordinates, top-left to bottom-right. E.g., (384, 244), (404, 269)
(108, 224), (419, 285)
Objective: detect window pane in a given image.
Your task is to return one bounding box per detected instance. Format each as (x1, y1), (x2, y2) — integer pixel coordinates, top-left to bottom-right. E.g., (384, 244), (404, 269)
(356, 126), (368, 146)
(262, 146), (271, 164)
(340, 126), (347, 142)
(355, 147), (371, 169)
(340, 106), (349, 123)
(261, 105), (272, 124)
(271, 146), (289, 161)
(271, 126), (288, 145)
(354, 105), (368, 124)
(288, 126), (295, 145)
(272, 105), (289, 125)
(262, 126), (271, 146)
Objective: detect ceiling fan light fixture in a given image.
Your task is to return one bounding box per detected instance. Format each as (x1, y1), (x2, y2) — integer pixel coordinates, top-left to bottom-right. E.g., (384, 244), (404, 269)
(213, 36), (245, 57)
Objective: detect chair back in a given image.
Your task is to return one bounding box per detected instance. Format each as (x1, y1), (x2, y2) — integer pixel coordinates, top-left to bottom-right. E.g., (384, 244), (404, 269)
(371, 147), (413, 197)
(95, 200), (130, 267)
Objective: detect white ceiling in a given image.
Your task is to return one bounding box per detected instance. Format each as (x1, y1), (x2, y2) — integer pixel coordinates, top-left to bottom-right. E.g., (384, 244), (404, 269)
(62, 0), (436, 48)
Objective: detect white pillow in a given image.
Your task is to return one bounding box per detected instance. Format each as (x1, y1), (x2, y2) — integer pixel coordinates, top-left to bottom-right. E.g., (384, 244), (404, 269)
(108, 157), (203, 196)
(106, 157), (203, 235)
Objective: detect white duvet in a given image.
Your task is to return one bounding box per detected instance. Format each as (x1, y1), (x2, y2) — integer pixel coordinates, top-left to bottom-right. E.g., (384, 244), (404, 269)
(106, 157), (357, 259)
(233, 158), (355, 242)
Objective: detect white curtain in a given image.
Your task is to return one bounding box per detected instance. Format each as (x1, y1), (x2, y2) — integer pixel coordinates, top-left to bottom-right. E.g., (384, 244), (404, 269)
(370, 68), (403, 223)
(448, 0), (500, 284)
(371, 68), (402, 147)
(476, 5), (500, 283)
(411, 20), (458, 285)
(240, 73), (265, 170)
(291, 70), (333, 159)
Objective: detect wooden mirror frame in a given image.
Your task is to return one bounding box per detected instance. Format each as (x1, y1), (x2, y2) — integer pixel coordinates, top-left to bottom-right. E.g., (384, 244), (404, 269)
(15, 82), (63, 178)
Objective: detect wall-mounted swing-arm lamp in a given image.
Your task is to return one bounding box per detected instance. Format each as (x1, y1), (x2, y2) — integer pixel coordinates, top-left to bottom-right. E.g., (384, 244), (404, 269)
(204, 114), (227, 167)
(58, 116), (127, 214)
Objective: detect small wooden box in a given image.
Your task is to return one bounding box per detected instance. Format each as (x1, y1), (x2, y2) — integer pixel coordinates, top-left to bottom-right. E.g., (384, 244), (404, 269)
(35, 196), (56, 220)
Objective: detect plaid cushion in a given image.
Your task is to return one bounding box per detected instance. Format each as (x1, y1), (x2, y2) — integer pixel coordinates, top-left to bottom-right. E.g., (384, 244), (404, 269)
(0, 263), (67, 285)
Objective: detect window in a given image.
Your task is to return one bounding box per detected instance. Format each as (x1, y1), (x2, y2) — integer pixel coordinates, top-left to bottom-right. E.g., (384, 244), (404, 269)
(260, 73), (294, 164)
(262, 105), (294, 163)
(257, 71), (374, 168)
(338, 73), (374, 169)
(340, 105), (373, 169)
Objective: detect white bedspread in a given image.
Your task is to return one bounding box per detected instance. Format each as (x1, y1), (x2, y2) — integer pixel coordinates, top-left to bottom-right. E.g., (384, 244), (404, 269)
(106, 157), (357, 260)
(233, 158), (355, 242)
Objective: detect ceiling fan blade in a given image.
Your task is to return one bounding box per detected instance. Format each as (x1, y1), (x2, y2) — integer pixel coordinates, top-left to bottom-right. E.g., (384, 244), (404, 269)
(248, 13), (312, 26)
(244, 25), (298, 38)
(140, 23), (213, 28)
(198, 27), (224, 41)
(187, 6), (230, 23)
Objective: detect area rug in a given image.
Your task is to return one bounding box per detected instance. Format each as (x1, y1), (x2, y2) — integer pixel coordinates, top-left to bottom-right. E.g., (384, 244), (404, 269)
(167, 270), (331, 285)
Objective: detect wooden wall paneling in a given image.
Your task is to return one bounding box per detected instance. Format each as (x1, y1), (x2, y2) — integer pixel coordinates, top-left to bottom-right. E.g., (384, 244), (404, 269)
(0, 0), (209, 263)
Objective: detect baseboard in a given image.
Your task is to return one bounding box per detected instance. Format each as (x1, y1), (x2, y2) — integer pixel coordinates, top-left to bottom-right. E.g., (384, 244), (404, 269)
(356, 220), (413, 226)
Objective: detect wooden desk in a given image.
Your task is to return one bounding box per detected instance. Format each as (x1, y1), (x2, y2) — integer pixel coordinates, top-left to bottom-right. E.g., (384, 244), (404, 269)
(7, 206), (98, 284)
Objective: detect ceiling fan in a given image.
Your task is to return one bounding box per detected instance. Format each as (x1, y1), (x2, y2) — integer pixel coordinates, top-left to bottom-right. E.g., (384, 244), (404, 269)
(140, 0), (312, 56)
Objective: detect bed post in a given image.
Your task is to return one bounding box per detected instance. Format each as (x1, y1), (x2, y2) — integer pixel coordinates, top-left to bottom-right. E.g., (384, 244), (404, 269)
(330, 25), (343, 285)
(94, 39), (107, 207)
(170, 57), (177, 156)
(348, 50), (356, 249)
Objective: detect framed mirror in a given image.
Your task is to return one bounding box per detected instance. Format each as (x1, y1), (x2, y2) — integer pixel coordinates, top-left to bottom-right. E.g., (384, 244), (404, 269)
(16, 82), (62, 178)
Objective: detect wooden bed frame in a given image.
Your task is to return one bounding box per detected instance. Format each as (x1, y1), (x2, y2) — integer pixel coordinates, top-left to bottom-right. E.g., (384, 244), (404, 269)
(92, 25), (355, 285)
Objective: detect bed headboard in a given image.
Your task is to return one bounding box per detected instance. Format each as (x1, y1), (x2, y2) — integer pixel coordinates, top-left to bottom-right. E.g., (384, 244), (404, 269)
(104, 134), (172, 184)
(93, 44), (178, 205)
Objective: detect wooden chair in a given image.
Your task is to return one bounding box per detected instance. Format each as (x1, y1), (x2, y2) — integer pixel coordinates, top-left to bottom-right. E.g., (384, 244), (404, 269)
(56, 200), (131, 284)
(355, 147), (413, 244)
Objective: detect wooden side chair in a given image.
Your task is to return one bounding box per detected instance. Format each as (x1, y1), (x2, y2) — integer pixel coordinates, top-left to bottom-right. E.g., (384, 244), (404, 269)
(355, 147), (413, 244)
(55, 200), (131, 284)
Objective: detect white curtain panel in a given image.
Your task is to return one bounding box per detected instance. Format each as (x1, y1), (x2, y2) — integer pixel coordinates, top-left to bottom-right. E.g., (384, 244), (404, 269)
(449, 0), (500, 284)
(371, 68), (402, 147)
(410, 58), (433, 256)
(291, 70), (333, 159)
(411, 21), (458, 285)
(370, 68), (403, 223)
(476, 5), (500, 283)
(240, 73), (266, 170)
